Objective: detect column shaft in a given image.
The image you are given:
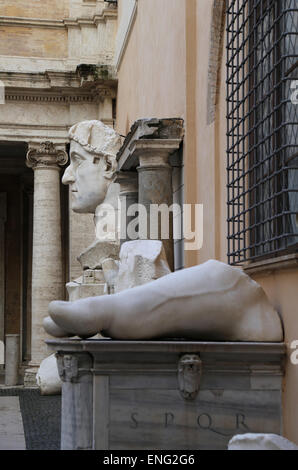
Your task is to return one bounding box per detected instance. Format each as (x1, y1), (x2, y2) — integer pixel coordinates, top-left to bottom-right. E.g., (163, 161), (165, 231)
(31, 167), (63, 363)
(114, 171), (138, 245)
(26, 142), (68, 367)
(137, 152), (174, 271)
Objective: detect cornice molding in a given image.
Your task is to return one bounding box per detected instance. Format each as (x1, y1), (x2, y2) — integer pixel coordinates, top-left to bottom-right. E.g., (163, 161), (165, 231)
(0, 9), (117, 30)
(0, 69), (117, 102)
(4, 89), (115, 103)
(0, 16), (64, 29)
(117, 118), (184, 171)
(0, 69), (117, 86)
(5, 93), (95, 103)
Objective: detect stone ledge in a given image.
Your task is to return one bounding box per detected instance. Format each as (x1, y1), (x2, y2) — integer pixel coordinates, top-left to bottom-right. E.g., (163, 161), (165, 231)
(47, 338), (286, 356)
(244, 253), (298, 275)
(0, 10), (117, 29)
(0, 68), (117, 91)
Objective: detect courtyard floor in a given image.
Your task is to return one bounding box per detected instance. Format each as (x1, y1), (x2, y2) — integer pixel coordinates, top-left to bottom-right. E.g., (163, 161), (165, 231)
(0, 383), (61, 450)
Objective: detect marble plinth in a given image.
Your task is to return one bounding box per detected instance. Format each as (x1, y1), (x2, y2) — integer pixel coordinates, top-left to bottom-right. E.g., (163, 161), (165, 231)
(46, 339), (285, 450)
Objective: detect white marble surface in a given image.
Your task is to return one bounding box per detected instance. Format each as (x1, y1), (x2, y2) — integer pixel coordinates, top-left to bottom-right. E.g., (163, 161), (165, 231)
(45, 259), (283, 342)
(228, 433), (298, 450)
(0, 397), (26, 450)
(36, 354), (62, 396)
(115, 240), (171, 292)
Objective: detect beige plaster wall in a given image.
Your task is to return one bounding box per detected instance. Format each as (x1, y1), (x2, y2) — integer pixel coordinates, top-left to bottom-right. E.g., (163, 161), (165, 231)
(116, 0), (226, 268)
(189, 0), (227, 266)
(116, 0), (298, 444)
(116, 0), (186, 136)
(252, 269), (298, 445)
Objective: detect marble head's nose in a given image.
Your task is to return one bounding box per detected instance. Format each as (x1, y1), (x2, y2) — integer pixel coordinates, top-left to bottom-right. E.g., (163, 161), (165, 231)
(62, 165), (75, 185)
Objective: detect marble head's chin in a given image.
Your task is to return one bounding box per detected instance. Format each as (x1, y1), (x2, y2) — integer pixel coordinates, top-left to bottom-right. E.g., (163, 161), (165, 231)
(71, 203), (91, 214)
(71, 196), (97, 214)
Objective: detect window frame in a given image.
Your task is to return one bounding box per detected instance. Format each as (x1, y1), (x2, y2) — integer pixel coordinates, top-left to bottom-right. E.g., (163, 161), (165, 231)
(226, 0), (298, 265)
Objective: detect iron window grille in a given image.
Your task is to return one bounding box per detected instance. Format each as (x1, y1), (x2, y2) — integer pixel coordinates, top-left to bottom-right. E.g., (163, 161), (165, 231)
(226, 0), (298, 265)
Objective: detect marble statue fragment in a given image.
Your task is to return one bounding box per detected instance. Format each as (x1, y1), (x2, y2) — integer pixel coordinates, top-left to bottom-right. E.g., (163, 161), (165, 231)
(36, 354), (62, 395)
(63, 120), (122, 268)
(115, 240), (171, 292)
(228, 433), (298, 450)
(44, 259), (283, 342)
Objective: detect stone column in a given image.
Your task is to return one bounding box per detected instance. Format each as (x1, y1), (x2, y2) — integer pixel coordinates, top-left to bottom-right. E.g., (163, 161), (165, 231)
(5, 334), (20, 386)
(114, 171), (138, 245)
(0, 193), (6, 360)
(25, 142), (68, 376)
(135, 140), (181, 271)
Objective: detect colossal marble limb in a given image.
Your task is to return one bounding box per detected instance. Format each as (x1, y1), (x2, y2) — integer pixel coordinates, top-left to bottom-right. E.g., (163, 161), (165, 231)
(44, 260), (283, 342)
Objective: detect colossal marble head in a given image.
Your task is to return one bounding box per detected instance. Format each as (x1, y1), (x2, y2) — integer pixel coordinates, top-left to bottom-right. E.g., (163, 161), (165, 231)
(63, 120), (121, 214)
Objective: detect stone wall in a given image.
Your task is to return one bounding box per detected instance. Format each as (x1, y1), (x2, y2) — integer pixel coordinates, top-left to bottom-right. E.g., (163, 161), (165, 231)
(0, 26), (68, 58)
(0, 0), (69, 19)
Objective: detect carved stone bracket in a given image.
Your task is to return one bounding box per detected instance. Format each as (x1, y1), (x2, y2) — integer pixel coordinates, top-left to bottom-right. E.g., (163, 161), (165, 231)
(56, 353), (93, 383)
(178, 354), (202, 401)
(26, 141), (68, 170)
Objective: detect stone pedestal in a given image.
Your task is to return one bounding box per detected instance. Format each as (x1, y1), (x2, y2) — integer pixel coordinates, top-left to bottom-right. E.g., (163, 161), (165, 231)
(25, 142), (68, 373)
(47, 339), (285, 450)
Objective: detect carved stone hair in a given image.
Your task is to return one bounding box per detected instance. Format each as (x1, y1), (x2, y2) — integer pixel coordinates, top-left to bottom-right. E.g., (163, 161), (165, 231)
(69, 120), (121, 178)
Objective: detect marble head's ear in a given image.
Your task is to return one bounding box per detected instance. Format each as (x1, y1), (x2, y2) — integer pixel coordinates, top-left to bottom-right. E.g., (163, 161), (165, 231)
(104, 155), (117, 179)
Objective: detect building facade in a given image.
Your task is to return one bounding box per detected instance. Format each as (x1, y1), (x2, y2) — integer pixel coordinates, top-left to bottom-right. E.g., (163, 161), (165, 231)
(0, 0), (297, 446)
(115, 0), (298, 444)
(0, 0), (117, 380)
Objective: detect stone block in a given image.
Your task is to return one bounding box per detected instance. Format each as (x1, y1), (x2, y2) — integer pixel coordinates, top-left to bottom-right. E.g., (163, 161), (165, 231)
(47, 339), (285, 450)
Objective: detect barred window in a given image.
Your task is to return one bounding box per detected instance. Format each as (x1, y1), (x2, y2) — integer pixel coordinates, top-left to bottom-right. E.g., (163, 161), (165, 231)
(227, 0), (298, 265)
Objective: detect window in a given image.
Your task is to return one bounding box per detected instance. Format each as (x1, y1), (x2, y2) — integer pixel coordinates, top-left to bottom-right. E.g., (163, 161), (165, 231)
(226, 0), (298, 265)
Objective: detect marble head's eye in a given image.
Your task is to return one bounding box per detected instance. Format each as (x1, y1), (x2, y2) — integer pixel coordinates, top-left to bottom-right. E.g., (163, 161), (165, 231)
(72, 154), (83, 167)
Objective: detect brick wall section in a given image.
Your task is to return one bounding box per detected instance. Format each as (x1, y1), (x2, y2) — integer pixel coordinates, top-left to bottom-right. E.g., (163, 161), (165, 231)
(0, 0), (69, 20)
(0, 26), (67, 58)
(207, 0), (226, 125)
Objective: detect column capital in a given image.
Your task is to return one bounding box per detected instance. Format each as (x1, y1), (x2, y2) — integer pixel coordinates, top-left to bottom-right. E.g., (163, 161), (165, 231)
(26, 141), (68, 170)
(117, 118), (184, 171)
(132, 139), (181, 170)
(114, 170), (138, 196)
